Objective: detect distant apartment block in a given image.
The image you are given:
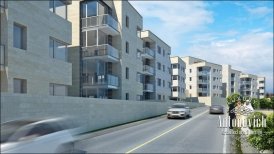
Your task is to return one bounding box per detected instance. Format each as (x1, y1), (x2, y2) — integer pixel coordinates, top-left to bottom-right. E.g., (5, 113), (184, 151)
(257, 77), (265, 98)
(182, 56), (222, 98)
(0, 0), (72, 96)
(239, 73), (258, 98)
(221, 64), (241, 97)
(67, 0), (171, 101)
(140, 30), (172, 101)
(170, 56), (186, 101)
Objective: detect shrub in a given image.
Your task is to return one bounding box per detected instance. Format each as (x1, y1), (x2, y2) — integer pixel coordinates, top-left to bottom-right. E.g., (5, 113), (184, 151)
(251, 98), (260, 109)
(248, 113), (274, 152)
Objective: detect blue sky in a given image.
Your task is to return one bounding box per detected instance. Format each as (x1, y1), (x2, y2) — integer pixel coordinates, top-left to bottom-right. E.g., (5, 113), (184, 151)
(130, 1), (273, 93)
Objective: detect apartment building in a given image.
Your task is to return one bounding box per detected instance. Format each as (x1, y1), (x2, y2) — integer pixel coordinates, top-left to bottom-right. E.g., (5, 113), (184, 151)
(170, 56), (186, 101)
(182, 56), (222, 98)
(67, 0), (171, 101)
(140, 30), (171, 101)
(239, 73), (258, 98)
(221, 64), (241, 97)
(0, 0), (72, 96)
(257, 77), (265, 98)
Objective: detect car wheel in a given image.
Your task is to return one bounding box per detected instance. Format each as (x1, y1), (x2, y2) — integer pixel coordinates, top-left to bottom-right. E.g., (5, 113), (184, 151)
(55, 142), (74, 153)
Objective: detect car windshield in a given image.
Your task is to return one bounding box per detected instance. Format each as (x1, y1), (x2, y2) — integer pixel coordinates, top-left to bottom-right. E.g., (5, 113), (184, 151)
(1, 120), (35, 143)
(171, 105), (186, 108)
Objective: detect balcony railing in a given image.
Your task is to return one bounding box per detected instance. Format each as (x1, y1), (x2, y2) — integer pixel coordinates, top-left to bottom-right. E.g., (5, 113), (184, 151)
(144, 83), (154, 92)
(240, 81), (251, 85)
(81, 14), (118, 32)
(141, 47), (155, 58)
(198, 80), (209, 84)
(199, 88), (208, 92)
(82, 44), (119, 61)
(198, 71), (210, 76)
(143, 65), (154, 75)
(82, 74), (119, 88)
(0, 45), (4, 67)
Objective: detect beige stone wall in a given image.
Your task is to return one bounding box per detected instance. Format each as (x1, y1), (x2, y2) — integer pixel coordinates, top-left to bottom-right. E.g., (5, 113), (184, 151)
(1, 1), (72, 95)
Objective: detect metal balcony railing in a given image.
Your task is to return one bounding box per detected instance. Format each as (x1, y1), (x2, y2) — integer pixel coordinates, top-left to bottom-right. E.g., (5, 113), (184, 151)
(81, 14), (118, 31)
(82, 44), (119, 59)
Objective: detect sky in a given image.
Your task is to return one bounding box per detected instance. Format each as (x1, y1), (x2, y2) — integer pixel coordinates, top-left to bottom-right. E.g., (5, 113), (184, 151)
(130, 0), (273, 93)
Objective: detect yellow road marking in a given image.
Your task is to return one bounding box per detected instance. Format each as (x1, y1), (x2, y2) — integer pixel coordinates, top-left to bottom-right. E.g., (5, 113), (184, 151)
(126, 110), (208, 153)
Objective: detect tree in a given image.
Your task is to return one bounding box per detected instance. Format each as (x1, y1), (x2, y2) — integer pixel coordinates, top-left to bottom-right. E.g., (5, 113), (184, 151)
(227, 93), (242, 106)
(259, 98), (271, 109)
(251, 98), (260, 109)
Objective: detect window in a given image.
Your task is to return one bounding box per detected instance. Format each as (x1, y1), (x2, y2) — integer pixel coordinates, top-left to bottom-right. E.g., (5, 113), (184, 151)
(126, 16), (129, 28)
(126, 41), (129, 53)
(49, 38), (67, 61)
(163, 95), (165, 101)
(136, 49), (141, 58)
(157, 46), (161, 54)
(189, 69), (192, 73)
(189, 77), (192, 81)
(126, 93), (129, 100)
(213, 69), (216, 72)
(126, 67), (129, 79)
(13, 78), (27, 94)
(158, 95), (161, 100)
(13, 23), (27, 50)
(157, 62), (161, 70)
(172, 87), (178, 92)
(172, 75), (178, 80)
(49, 0), (68, 19)
(49, 83), (67, 96)
(189, 85), (192, 89)
(163, 65), (165, 72)
(163, 49), (165, 56)
(157, 78), (161, 86)
(136, 72), (142, 83)
(163, 80), (165, 87)
(168, 82), (171, 88)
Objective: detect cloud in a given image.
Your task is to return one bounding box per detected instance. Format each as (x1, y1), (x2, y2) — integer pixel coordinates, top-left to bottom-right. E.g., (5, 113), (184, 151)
(247, 6), (272, 17)
(185, 31), (273, 93)
(130, 1), (213, 48)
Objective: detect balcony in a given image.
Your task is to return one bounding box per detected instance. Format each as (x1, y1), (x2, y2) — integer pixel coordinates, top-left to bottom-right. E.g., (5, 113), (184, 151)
(81, 14), (119, 36)
(240, 87), (251, 91)
(143, 84), (154, 92)
(143, 65), (154, 75)
(198, 71), (210, 76)
(241, 81), (251, 85)
(0, 45), (5, 71)
(0, 0), (7, 14)
(198, 80), (209, 84)
(82, 44), (119, 63)
(141, 47), (155, 59)
(82, 74), (119, 89)
(172, 91), (179, 97)
(172, 68), (179, 75)
(198, 88), (209, 92)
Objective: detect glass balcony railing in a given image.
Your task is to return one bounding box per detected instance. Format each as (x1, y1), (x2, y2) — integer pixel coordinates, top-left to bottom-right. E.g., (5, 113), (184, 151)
(82, 74), (119, 87)
(198, 71), (210, 76)
(142, 47), (155, 58)
(198, 80), (209, 84)
(81, 14), (118, 32)
(82, 44), (119, 60)
(143, 65), (154, 75)
(198, 88), (208, 92)
(144, 84), (154, 91)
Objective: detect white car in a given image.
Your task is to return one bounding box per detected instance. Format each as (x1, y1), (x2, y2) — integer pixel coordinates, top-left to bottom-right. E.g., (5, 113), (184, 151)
(167, 103), (191, 119)
(1, 118), (76, 153)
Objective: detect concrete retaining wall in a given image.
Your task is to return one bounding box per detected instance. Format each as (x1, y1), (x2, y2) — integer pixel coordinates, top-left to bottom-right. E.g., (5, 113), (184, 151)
(1, 93), (204, 133)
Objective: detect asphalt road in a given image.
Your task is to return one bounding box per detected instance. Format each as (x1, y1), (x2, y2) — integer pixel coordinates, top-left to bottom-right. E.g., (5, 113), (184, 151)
(75, 106), (231, 153)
